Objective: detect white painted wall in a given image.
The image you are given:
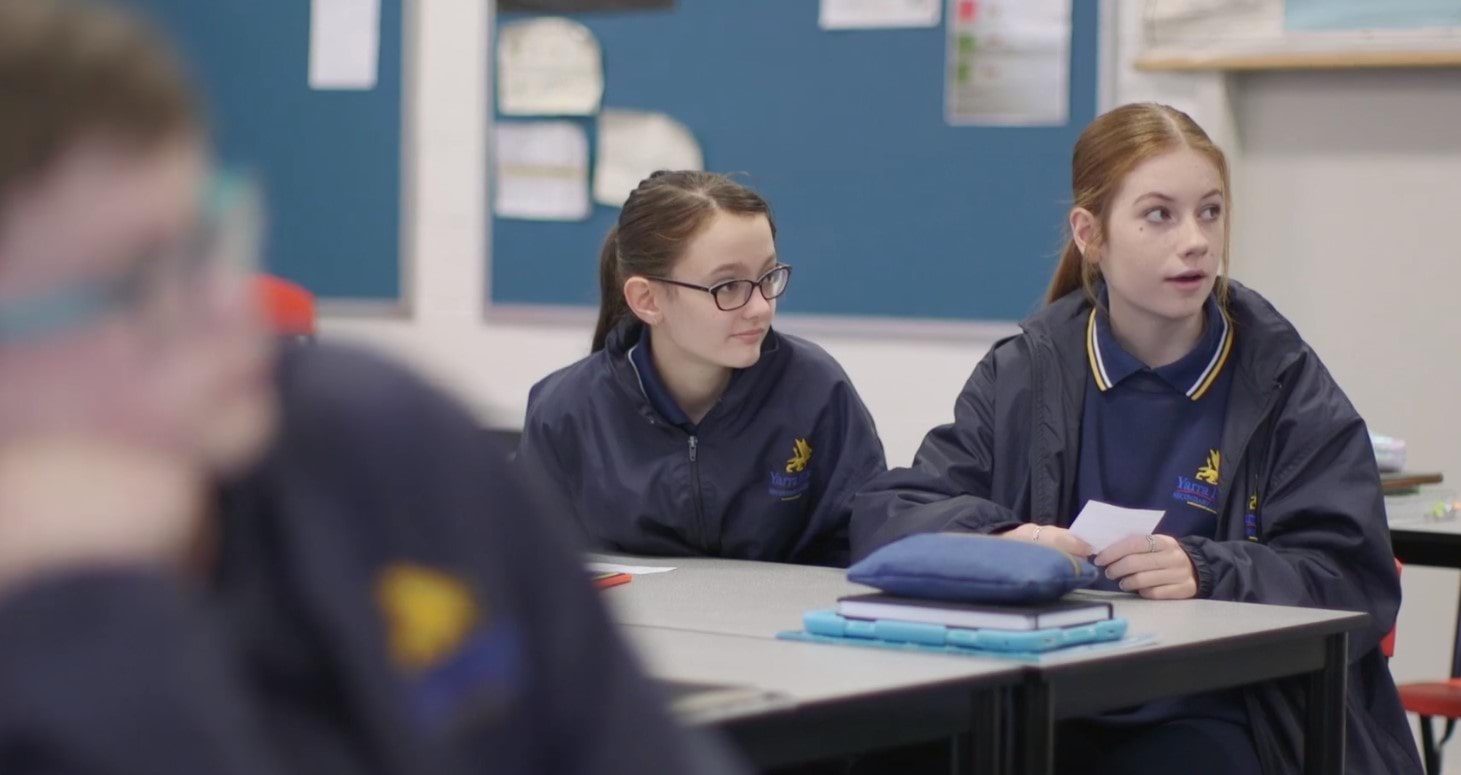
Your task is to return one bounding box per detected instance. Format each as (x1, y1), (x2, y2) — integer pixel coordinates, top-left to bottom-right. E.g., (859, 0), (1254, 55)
(323, 0), (1461, 763)
(1231, 67), (1461, 769)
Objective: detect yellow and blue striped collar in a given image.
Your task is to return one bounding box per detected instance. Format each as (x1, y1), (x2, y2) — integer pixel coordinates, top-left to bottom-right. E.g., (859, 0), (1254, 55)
(1086, 296), (1234, 401)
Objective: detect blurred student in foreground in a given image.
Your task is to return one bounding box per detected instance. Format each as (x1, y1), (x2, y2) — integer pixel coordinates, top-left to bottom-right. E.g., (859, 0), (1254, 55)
(0, 2), (743, 773)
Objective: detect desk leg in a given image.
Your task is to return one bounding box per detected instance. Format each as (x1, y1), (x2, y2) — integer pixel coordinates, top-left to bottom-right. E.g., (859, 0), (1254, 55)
(958, 687), (1004, 775)
(1016, 676), (1053, 775)
(1305, 632), (1348, 775)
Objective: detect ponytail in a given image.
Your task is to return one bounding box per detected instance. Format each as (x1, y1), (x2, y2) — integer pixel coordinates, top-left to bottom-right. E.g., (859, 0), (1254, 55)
(1045, 241), (1087, 304)
(1046, 238), (1103, 305)
(591, 226), (627, 352)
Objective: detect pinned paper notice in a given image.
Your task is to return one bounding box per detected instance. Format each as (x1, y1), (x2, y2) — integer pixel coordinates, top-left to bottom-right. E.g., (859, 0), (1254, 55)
(309, 0), (381, 90)
(498, 17), (604, 116)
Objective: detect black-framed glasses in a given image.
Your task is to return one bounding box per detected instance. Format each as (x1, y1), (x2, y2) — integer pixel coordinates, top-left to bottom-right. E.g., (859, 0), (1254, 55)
(649, 264), (793, 312)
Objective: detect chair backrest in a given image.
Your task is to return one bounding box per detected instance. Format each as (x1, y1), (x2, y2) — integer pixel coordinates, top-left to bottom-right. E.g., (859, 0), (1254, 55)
(1382, 558), (1401, 659)
(255, 275), (316, 339)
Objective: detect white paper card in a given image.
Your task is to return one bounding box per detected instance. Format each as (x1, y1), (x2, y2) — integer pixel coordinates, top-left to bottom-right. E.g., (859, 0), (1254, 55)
(309, 0), (381, 90)
(1067, 501), (1165, 553)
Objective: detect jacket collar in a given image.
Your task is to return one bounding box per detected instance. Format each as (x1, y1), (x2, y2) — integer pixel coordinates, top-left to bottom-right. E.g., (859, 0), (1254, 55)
(601, 317), (784, 433)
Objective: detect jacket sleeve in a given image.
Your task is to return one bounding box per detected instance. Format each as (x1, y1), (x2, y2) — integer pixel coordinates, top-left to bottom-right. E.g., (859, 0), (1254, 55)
(1180, 355), (1400, 658)
(0, 572), (285, 775)
(333, 352), (748, 775)
(515, 388), (592, 545)
(849, 347), (1024, 563)
(790, 378), (888, 567)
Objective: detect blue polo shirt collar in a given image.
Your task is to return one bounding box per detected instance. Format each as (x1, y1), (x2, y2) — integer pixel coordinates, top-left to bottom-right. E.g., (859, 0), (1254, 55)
(1086, 292), (1234, 401)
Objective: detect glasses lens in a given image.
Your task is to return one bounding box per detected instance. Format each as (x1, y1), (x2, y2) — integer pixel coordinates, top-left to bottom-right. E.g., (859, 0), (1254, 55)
(761, 266), (791, 299)
(713, 280), (754, 311)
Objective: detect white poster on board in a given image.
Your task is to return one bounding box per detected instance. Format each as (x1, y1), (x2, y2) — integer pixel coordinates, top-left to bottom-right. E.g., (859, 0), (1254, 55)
(494, 121), (591, 221)
(593, 109), (703, 207)
(945, 0), (1071, 126)
(498, 18), (604, 116)
(309, 0), (381, 90)
(820, 0), (941, 29)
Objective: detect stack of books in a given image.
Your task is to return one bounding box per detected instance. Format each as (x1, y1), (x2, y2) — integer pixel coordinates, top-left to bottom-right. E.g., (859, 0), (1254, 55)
(782, 593), (1129, 657)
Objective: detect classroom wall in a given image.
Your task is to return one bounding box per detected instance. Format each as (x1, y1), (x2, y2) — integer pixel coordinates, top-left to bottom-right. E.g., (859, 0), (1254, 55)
(324, 2), (1461, 761)
(1230, 68), (1461, 768)
(320, 0), (1000, 467)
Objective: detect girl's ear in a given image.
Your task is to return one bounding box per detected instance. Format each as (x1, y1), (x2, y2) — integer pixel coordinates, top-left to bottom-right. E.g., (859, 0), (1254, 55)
(1070, 208), (1101, 263)
(624, 277), (661, 324)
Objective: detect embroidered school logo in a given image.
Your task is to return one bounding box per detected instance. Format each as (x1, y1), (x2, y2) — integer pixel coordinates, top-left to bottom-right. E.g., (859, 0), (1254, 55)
(769, 437), (814, 500)
(1172, 449), (1221, 513)
(376, 563), (523, 729)
(377, 564), (479, 673)
(786, 438), (813, 473)
(1196, 450), (1221, 485)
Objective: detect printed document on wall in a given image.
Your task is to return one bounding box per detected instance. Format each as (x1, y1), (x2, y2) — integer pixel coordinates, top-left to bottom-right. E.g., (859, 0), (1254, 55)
(593, 109), (703, 207)
(494, 121), (591, 221)
(309, 0), (381, 90)
(820, 0), (941, 29)
(945, 0), (1071, 126)
(498, 18), (604, 116)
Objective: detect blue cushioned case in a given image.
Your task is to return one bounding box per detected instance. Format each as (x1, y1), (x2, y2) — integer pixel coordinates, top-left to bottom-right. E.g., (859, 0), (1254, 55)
(847, 532), (1098, 604)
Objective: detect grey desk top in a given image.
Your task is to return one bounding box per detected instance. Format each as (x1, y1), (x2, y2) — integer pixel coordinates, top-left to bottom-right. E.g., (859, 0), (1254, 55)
(595, 554), (1368, 664)
(1389, 517), (1461, 536)
(597, 554), (872, 636)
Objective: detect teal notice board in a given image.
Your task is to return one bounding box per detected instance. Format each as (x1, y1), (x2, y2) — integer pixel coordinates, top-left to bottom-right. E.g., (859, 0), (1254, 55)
(490, 1), (1100, 322)
(122, 0), (404, 304)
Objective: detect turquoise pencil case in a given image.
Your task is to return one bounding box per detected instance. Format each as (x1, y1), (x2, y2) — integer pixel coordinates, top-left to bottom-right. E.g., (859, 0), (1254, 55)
(786, 610), (1128, 654)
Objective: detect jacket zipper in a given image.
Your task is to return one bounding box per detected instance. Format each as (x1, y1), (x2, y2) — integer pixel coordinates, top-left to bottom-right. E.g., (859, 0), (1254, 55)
(688, 435), (714, 553)
(1219, 382), (1285, 525)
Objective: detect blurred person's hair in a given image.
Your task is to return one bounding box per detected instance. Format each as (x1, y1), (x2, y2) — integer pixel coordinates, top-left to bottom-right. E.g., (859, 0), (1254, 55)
(0, 0), (201, 199)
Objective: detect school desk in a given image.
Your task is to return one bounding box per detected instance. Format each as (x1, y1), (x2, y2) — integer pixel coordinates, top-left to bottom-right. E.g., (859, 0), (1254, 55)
(596, 554), (1366, 774)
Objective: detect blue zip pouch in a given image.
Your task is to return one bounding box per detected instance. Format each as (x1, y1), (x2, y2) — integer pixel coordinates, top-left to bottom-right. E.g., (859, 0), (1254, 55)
(848, 532), (1098, 604)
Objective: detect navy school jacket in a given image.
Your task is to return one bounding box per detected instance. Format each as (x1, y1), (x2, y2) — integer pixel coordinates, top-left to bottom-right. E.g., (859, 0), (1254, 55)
(520, 321), (887, 567)
(0, 344), (745, 775)
(851, 281), (1421, 775)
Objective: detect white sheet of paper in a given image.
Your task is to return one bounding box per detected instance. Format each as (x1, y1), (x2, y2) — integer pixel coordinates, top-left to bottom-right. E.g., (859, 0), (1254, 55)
(820, 0), (941, 29)
(498, 18), (603, 116)
(945, 0), (1071, 126)
(593, 109), (703, 207)
(1067, 501), (1166, 553)
(493, 121), (591, 221)
(587, 562), (677, 575)
(309, 0), (380, 90)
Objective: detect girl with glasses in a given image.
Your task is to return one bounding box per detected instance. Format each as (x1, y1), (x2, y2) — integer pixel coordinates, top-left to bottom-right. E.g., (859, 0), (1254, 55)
(520, 170), (885, 566)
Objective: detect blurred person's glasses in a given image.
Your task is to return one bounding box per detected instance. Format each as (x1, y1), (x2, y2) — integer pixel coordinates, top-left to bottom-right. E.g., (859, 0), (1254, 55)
(648, 264), (792, 312)
(0, 170), (262, 345)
